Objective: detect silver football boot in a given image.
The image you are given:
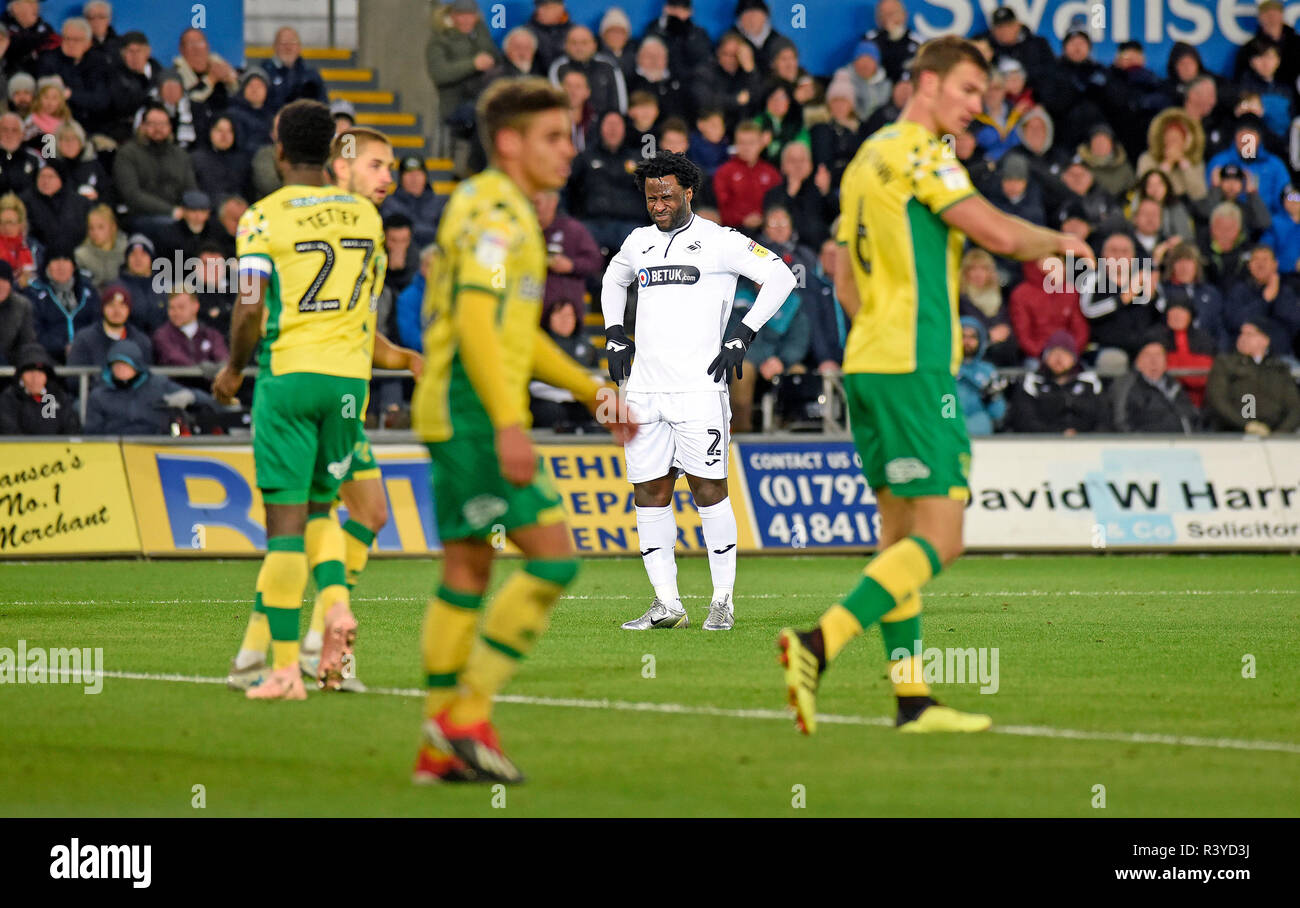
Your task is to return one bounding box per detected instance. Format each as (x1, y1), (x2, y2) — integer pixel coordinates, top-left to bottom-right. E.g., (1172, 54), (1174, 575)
(620, 598), (690, 630)
(702, 594), (735, 631)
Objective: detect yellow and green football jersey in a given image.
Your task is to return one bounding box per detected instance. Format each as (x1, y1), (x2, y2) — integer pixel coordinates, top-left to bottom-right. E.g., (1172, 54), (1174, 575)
(236, 183), (386, 380)
(412, 168), (547, 442)
(837, 120), (976, 376)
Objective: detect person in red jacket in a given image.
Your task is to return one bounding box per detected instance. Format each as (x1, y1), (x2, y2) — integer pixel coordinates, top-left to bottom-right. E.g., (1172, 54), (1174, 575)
(1142, 297), (1215, 406)
(1008, 256), (1088, 363)
(713, 120), (781, 233)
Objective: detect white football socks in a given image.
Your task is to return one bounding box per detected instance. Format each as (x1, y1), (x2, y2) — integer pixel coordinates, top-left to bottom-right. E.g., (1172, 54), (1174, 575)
(698, 498), (737, 604)
(635, 505), (681, 608)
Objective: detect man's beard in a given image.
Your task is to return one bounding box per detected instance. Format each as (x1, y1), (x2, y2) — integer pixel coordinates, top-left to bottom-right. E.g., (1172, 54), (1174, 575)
(663, 205), (691, 231)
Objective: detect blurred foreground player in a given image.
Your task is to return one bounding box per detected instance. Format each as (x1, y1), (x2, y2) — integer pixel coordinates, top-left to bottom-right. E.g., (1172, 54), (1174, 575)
(778, 37), (1094, 734)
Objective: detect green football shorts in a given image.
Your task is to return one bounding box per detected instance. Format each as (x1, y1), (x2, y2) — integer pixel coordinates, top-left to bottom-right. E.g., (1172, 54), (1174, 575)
(426, 435), (566, 543)
(252, 371), (369, 505)
(843, 370), (971, 500)
(344, 430), (380, 483)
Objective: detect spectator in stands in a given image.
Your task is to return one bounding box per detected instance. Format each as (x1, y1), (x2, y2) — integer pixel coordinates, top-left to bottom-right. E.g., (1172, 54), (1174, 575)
(1080, 231), (1161, 364)
(83, 1), (118, 63)
(1204, 162), (1272, 240)
(1130, 170), (1196, 244)
(982, 5), (1054, 86)
(1112, 340), (1198, 432)
(29, 244), (99, 362)
(646, 0), (713, 82)
(1164, 42), (1211, 102)
(37, 16), (112, 138)
(526, 0), (574, 74)
(1007, 330), (1108, 434)
(153, 69), (204, 148)
(549, 25), (626, 117)
(729, 273), (808, 433)
(0, 110), (39, 197)
(1008, 257), (1088, 363)
(687, 108), (729, 177)
(1013, 105), (1067, 200)
(1104, 40), (1174, 162)
(23, 163), (91, 248)
(173, 27), (235, 109)
(1159, 241), (1228, 353)
(194, 243), (234, 336)
(558, 68), (594, 154)
(1135, 108), (1208, 208)
(863, 68), (913, 135)
(1, 0), (59, 74)
(803, 237), (845, 373)
(1207, 116), (1290, 220)
(957, 316), (1008, 436)
(566, 110), (644, 253)
(1037, 16), (1108, 153)
(598, 9), (637, 85)
(531, 298), (598, 431)
(84, 337), (214, 435)
(757, 203), (817, 290)
(1143, 295), (1216, 407)
(864, 0), (920, 83)
(1205, 320), (1300, 434)
(1180, 75), (1231, 158)
(1238, 38), (1295, 140)
(959, 247), (1018, 367)
(381, 213), (416, 296)
(381, 156), (443, 251)
(152, 288), (227, 367)
(1128, 196), (1180, 260)
(115, 233), (166, 335)
(490, 26), (541, 81)
(628, 35), (691, 124)
(732, 0), (795, 72)
(810, 79), (864, 192)
(0, 191), (36, 285)
(755, 85), (807, 167)
(68, 281), (151, 371)
(831, 40), (890, 125)
(692, 32), (760, 133)
(972, 65), (1029, 163)
(190, 116), (250, 204)
(713, 120), (780, 233)
(1225, 245), (1300, 362)
(1077, 123), (1134, 200)
(763, 140), (834, 249)
(1199, 201), (1252, 291)
(106, 31), (160, 145)
(212, 195), (246, 259)
(113, 103), (197, 234)
(52, 121), (110, 206)
(24, 75), (71, 144)
(535, 187), (600, 324)
(264, 26), (324, 112)
(251, 110), (281, 201)
(427, 0), (499, 139)
(1264, 186), (1300, 277)
(0, 341), (79, 433)
(228, 67), (273, 151)
(1236, 0), (1300, 88)
(991, 153), (1045, 227)
(394, 242), (434, 353)
(625, 91), (660, 152)
(7, 73), (35, 119)
(157, 190), (220, 264)
(0, 258), (33, 364)
(74, 204), (124, 287)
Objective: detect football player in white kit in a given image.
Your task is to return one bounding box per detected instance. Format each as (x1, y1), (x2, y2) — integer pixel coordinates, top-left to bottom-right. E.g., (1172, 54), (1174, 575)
(602, 151), (797, 630)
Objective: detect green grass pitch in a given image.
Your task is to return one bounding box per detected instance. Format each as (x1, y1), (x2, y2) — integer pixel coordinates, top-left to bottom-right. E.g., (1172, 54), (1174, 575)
(1, 554), (1298, 817)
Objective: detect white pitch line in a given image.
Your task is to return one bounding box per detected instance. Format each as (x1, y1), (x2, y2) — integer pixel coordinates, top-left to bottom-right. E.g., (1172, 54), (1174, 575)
(51, 669), (1300, 757)
(8, 589), (1300, 606)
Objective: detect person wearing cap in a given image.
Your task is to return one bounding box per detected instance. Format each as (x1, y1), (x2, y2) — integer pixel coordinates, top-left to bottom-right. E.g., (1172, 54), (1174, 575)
(83, 336), (214, 435)
(810, 77), (866, 192)
(156, 188), (221, 263)
(1234, 0), (1300, 90)
(380, 156), (443, 250)
(1103, 39), (1175, 163)
(106, 30), (162, 145)
(112, 101), (198, 230)
(1, 0), (60, 74)
(228, 66), (274, 151)
(0, 340), (80, 434)
(6, 72), (36, 120)
(1206, 320), (1300, 434)
(114, 232), (166, 334)
(35, 16), (113, 137)
(991, 153), (1045, 234)
(68, 279), (153, 373)
(956, 315), (1008, 435)
(21, 162), (92, 249)
(1226, 244), (1300, 360)
(979, 5), (1053, 85)
(1205, 114), (1291, 220)
(832, 39), (891, 124)
(597, 8), (638, 86)
(548, 25), (627, 118)
(645, 0), (713, 82)
(731, 0), (795, 74)
(264, 26), (324, 113)
(526, 0), (574, 74)
(0, 257), (35, 365)
(427, 0), (500, 147)
(1040, 13), (1109, 152)
(1075, 122), (1134, 200)
(28, 243), (100, 362)
(1262, 186), (1300, 277)
(864, 0), (920, 84)
(1203, 162), (1271, 239)
(1006, 329), (1108, 434)
(1110, 339), (1199, 433)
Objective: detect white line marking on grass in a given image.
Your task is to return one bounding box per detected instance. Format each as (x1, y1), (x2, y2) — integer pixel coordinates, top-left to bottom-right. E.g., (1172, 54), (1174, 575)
(76, 670), (1300, 756)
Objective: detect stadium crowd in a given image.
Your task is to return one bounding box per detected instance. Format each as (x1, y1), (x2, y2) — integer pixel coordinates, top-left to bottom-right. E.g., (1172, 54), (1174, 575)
(1, 0), (1299, 439)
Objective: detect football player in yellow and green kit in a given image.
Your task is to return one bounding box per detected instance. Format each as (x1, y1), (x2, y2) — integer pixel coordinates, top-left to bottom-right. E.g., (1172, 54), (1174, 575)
(778, 37), (1094, 734)
(213, 99), (386, 701)
(410, 77), (635, 783)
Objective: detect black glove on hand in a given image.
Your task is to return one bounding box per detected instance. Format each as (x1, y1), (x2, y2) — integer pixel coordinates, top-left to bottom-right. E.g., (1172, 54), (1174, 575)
(707, 324), (756, 383)
(605, 325), (635, 383)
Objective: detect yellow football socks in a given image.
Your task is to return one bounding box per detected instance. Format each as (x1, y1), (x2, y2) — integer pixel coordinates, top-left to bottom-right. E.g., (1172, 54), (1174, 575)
(257, 536), (309, 670)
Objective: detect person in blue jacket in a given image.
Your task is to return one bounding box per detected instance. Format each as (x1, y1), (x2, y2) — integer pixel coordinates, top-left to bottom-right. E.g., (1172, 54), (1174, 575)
(957, 316), (1007, 436)
(1206, 116), (1291, 219)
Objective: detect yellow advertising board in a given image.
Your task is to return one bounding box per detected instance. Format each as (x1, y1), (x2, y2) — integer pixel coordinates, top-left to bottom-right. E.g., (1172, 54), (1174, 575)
(0, 443), (140, 556)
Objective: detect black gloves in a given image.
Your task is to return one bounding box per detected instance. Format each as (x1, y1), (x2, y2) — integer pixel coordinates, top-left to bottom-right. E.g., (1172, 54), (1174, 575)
(707, 324), (755, 383)
(605, 324), (635, 383)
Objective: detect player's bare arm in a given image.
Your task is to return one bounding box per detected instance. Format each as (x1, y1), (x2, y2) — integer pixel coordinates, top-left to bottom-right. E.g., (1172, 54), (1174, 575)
(942, 195), (1096, 264)
(212, 274), (266, 403)
(372, 330), (423, 379)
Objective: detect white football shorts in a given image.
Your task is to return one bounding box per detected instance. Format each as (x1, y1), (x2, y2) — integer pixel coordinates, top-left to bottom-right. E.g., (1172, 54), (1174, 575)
(623, 390), (732, 483)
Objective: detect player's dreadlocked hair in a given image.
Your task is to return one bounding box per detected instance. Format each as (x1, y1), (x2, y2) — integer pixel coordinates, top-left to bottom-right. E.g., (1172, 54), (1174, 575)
(277, 99), (336, 167)
(633, 151), (703, 197)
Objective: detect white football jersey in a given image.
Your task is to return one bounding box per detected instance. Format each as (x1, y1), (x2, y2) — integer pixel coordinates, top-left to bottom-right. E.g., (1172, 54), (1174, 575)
(601, 214), (793, 394)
